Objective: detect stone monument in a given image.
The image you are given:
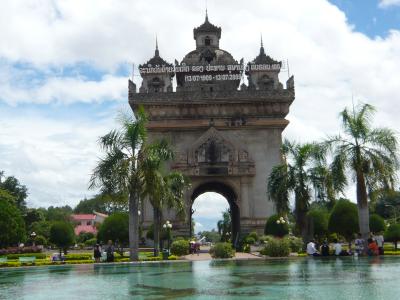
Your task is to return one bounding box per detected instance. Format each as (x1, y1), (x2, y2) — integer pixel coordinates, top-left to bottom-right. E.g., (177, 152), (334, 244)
(129, 13), (295, 243)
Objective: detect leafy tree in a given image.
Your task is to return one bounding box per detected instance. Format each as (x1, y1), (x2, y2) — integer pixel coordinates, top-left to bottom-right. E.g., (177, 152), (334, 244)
(24, 208), (45, 231)
(267, 140), (339, 238)
(217, 209), (232, 242)
(0, 188), (16, 204)
(45, 206), (73, 222)
(264, 215), (289, 237)
(49, 221), (75, 256)
(97, 212), (129, 256)
(77, 232), (95, 243)
(384, 224), (400, 250)
(0, 173), (28, 212)
(326, 103), (399, 240)
(74, 193), (128, 214)
(307, 208), (329, 241)
(30, 220), (52, 240)
(328, 199), (359, 245)
(89, 108), (147, 261)
(374, 190), (400, 221)
(369, 214), (386, 233)
(0, 200), (26, 247)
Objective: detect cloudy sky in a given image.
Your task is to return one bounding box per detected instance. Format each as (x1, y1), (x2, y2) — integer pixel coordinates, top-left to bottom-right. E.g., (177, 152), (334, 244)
(1, 0), (400, 231)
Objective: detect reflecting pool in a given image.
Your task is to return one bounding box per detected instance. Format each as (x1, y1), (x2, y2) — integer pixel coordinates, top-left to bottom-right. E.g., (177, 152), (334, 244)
(1, 257), (400, 299)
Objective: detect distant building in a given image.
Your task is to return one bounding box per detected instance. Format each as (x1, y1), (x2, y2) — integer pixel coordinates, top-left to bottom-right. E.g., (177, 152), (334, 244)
(71, 211), (108, 235)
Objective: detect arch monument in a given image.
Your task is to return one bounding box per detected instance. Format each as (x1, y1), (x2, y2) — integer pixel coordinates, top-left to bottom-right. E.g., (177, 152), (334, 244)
(128, 14), (295, 243)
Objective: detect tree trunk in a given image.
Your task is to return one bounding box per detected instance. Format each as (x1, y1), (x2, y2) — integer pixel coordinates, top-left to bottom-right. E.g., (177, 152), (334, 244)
(153, 207), (161, 257)
(356, 170), (370, 240)
(128, 191), (139, 261)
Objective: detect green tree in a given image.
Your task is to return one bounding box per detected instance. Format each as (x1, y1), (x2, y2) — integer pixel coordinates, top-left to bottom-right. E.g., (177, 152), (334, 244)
(369, 214), (386, 233)
(217, 209), (232, 242)
(24, 208), (45, 231)
(45, 206), (73, 222)
(326, 103), (399, 241)
(384, 223), (400, 250)
(49, 221), (75, 256)
(307, 208), (329, 241)
(0, 188), (16, 204)
(30, 220), (52, 240)
(74, 193), (128, 214)
(89, 108), (148, 261)
(328, 199), (359, 246)
(0, 200), (26, 247)
(97, 213), (129, 256)
(0, 173), (28, 213)
(267, 140), (338, 238)
(198, 230), (221, 243)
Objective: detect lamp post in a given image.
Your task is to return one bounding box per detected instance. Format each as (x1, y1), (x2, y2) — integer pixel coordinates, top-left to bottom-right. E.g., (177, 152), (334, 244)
(30, 232), (37, 247)
(385, 204), (397, 223)
(163, 220), (173, 254)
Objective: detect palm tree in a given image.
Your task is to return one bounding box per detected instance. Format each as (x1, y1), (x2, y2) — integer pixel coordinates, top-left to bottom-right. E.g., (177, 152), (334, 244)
(268, 140), (340, 238)
(89, 107), (147, 261)
(326, 103), (399, 241)
(217, 209), (231, 242)
(140, 140), (188, 256)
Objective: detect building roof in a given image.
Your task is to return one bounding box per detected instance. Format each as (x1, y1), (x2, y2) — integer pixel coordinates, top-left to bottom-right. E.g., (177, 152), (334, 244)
(71, 214), (96, 221)
(193, 12), (221, 39)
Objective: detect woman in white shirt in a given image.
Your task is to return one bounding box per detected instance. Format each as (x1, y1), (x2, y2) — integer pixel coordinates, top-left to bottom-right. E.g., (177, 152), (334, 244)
(333, 239), (342, 256)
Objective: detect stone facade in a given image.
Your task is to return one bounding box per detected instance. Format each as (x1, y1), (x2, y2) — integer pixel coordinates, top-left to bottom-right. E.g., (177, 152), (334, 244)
(129, 14), (295, 240)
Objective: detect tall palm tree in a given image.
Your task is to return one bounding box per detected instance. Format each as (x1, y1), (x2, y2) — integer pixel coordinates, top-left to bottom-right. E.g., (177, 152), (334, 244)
(89, 107), (147, 261)
(268, 140), (340, 238)
(217, 209), (231, 242)
(326, 103), (399, 240)
(140, 140), (188, 256)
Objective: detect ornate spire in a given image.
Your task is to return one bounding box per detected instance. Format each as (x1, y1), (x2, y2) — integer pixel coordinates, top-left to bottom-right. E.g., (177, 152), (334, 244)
(205, 7), (208, 22)
(260, 34), (265, 55)
(155, 35), (159, 57)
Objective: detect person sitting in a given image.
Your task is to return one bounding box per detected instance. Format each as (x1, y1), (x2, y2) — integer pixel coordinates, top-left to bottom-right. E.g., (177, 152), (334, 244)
(320, 240), (330, 256)
(306, 240), (320, 256)
(367, 238), (379, 256)
(333, 239), (342, 256)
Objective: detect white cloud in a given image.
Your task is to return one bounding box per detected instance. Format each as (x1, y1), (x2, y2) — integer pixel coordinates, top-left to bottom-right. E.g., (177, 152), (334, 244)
(1, 0), (400, 207)
(379, 0), (400, 8)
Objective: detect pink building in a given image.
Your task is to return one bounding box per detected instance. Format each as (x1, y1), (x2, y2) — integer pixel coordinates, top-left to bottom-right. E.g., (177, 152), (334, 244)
(71, 211), (108, 235)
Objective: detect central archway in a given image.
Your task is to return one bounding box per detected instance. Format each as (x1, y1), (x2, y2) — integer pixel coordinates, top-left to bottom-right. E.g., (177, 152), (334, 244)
(190, 181), (240, 247)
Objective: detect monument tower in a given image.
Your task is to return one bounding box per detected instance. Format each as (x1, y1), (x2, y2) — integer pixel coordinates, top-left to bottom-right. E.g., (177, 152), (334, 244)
(129, 13), (295, 243)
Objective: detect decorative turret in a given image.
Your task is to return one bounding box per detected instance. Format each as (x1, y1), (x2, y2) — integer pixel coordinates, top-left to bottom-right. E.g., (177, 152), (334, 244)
(246, 36), (283, 90)
(193, 10), (222, 49)
(138, 38), (174, 93)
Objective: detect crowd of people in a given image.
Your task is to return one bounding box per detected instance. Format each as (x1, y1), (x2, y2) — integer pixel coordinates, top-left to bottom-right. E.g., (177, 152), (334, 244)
(306, 232), (385, 257)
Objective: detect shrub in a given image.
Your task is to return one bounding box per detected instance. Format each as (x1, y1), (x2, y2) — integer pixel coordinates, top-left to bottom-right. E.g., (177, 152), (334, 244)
(77, 232), (95, 243)
(84, 238), (97, 247)
(264, 215), (289, 237)
(247, 231), (259, 242)
(209, 242), (235, 259)
(244, 236), (256, 245)
(260, 238), (290, 257)
(370, 214), (386, 233)
(285, 236), (303, 253)
(64, 253), (92, 261)
(243, 244), (251, 253)
(6, 253), (47, 259)
(385, 224), (400, 250)
(168, 255), (178, 260)
(170, 240), (189, 256)
(0, 246), (42, 256)
(328, 199), (359, 242)
(34, 235), (47, 246)
(259, 235), (274, 244)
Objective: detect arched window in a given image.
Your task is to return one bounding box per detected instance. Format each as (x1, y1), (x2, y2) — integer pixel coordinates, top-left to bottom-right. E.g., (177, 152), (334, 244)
(205, 36), (212, 46)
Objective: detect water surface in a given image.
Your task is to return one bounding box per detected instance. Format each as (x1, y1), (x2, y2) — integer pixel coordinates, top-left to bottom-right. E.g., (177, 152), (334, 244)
(1, 257), (399, 299)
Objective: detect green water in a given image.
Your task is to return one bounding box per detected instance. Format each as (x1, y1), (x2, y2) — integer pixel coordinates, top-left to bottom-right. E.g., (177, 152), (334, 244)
(1, 257), (400, 299)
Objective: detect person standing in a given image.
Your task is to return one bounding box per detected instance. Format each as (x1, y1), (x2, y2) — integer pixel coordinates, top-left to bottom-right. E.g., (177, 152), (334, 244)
(94, 244), (102, 263)
(106, 240), (115, 262)
(374, 233), (384, 255)
(355, 233), (364, 256)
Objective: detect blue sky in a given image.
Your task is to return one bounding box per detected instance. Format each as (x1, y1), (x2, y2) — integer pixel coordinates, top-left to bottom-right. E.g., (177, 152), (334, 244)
(329, 0), (400, 38)
(1, 0), (400, 232)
